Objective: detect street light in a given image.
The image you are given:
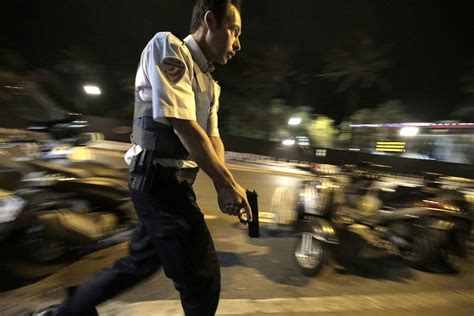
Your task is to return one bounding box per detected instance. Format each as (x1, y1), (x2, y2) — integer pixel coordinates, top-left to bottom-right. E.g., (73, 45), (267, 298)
(399, 127), (419, 137)
(83, 85), (101, 95)
(282, 139), (295, 146)
(288, 117), (301, 126)
(80, 84), (102, 114)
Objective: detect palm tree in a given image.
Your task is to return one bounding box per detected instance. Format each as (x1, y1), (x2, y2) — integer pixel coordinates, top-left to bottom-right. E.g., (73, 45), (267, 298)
(318, 34), (391, 114)
(451, 61), (474, 122)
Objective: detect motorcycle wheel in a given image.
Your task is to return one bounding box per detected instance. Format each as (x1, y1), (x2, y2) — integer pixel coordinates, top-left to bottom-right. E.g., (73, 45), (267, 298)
(18, 223), (67, 264)
(401, 236), (436, 269)
(439, 231), (467, 272)
(24, 239), (66, 263)
(440, 248), (463, 272)
(294, 232), (327, 276)
(2, 234), (66, 280)
(3, 259), (64, 280)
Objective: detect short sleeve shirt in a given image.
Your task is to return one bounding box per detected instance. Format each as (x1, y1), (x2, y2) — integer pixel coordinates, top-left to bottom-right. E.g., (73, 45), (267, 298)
(128, 32), (220, 167)
(135, 32), (220, 135)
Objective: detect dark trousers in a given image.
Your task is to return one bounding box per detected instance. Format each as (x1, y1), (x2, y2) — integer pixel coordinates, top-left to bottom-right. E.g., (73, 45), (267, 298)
(54, 176), (221, 316)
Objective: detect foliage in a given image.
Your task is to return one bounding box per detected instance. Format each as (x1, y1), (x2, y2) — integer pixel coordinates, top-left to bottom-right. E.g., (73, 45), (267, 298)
(229, 100), (292, 139)
(307, 115), (337, 148)
(318, 34), (392, 114)
(337, 119), (353, 148)
(338, 100), (410, 150)
(217, 44), (312, 136)
(346, 100), (409, 124)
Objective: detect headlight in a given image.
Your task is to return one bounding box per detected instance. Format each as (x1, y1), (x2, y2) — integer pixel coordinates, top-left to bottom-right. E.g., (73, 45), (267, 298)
(0, 191), (26, 223)
(300, 179), (331, 216)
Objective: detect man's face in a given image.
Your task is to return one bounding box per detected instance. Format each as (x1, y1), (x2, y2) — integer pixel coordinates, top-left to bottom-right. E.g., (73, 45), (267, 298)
(208, 4), (242, 65)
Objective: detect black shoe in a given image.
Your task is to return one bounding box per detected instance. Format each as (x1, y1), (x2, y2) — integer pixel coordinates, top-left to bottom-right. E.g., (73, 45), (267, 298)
(27, 304), (60, 316)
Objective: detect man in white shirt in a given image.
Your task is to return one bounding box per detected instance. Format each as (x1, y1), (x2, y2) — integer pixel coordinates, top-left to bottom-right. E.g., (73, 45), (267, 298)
(30, 1), (250, 315)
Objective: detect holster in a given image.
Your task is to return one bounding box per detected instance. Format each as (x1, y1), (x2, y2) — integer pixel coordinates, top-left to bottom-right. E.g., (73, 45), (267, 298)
(129, 149), (157, 193)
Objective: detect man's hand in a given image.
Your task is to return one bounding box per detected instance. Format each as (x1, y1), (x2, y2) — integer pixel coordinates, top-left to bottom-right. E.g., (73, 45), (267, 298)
(217, 184), (252, 223)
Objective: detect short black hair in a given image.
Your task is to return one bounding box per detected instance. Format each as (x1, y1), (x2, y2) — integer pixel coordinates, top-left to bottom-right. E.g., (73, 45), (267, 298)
(190, 0), (241, 33)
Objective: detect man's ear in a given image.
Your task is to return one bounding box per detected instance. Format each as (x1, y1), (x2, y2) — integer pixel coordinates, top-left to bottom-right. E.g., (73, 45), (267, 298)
(204, 10), (217, 30)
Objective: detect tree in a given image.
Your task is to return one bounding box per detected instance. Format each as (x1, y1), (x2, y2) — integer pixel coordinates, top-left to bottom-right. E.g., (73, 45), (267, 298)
(339, 100), (410, 150)
(216, 45), (311, 135)
(307, 115), (337, 148)
(318, 34), (392, 115)
(452, 60), (474, 121)
(372, 100), (411, 123)
(229, 100), (292, 140)
(346, 100), (409, 124)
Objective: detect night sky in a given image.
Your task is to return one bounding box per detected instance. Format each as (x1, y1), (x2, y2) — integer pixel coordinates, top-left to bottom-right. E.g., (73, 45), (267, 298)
(1, 0), (473, 122)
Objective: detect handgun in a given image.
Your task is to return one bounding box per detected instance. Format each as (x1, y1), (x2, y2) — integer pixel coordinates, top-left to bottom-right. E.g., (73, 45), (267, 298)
(246, 190), (260, 238)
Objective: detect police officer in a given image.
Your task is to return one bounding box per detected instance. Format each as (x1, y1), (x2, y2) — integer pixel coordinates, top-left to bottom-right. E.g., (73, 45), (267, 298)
(30, 1), (250, 315)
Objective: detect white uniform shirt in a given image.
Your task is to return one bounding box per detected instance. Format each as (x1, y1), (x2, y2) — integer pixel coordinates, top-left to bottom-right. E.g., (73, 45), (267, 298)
(125, 32), (221, 168)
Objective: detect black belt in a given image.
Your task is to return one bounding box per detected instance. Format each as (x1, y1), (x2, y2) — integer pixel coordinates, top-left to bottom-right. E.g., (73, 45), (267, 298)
(154, 165), (199, 185)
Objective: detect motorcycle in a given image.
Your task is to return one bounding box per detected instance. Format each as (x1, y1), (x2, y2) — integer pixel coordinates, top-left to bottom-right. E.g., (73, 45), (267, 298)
(293, 165), (473, 276)
(0, 150), (136, 279)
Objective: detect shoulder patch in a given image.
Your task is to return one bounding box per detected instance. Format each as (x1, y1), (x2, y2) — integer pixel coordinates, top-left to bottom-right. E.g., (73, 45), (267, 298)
(160, 57), (186, 84)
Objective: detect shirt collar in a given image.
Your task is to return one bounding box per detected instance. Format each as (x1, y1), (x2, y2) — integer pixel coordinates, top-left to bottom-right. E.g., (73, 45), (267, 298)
(183, 35), (215, 74)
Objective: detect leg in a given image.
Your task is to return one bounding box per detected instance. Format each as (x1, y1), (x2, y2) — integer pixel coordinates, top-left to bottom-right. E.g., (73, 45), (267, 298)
(154, 217), (221, 316)
(137, 180), (221, 316)
(54, 222), (161, 316)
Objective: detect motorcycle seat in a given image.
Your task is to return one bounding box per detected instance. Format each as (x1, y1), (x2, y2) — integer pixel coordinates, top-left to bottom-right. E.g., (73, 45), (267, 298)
(55, 160), (129, 180)
(381, 187), (433, 211)
(27, 159), (128, 181)
(28, 159), (91, 178)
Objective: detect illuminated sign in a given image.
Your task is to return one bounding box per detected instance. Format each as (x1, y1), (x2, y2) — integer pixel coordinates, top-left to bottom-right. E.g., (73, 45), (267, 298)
(376, 141), (406, 153)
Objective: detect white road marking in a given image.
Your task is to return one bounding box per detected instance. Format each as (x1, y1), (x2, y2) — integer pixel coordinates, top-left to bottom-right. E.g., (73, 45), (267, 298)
(97, 290), (474, 315)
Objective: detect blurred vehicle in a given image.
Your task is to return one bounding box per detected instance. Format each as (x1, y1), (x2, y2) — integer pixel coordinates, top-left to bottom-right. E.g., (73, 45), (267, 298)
(0, 82), (105, 158)
(0, 81), (119, 173)
(0, 82), (86, 138)
(0, 149), (136, 279)
(293, 164), (473, 276)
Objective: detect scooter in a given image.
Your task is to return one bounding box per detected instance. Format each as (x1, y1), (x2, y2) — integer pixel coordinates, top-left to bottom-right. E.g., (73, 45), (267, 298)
(0, 150), (136, 278)
(293, 167), (473, 276)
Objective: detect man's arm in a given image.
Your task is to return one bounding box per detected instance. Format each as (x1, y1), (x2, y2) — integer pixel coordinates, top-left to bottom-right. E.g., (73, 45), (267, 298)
(169, 118), (251, 220)
(210, 136), (225, 163)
